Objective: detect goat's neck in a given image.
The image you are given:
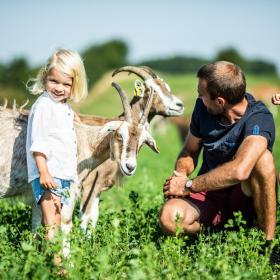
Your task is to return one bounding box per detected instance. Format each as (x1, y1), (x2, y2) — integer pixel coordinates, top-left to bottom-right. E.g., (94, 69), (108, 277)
(117, 96), (142, 121)
(129, 96), (156, 124)
(130, 100), (142, 121)
(74, 123), (110, 181)
(147, 113), (156, 124)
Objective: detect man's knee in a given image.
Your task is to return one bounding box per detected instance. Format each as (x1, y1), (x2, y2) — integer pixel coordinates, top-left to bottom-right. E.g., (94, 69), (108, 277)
(254, 150), (276, 177)
(243, 149), (277, 196)
(160, 199), (182, 235)
(159, 198), (197, 235)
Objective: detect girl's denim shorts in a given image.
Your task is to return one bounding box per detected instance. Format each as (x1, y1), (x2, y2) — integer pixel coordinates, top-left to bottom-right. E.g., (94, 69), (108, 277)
(31, 177), (71, 205)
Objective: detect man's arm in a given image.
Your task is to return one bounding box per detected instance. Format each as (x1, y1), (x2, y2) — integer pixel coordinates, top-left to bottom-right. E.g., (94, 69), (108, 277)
(163, 132), (202, 197)
(191, 135), (268, 192)
(175, 131), (203, 175)
(164, 135), (268, 197)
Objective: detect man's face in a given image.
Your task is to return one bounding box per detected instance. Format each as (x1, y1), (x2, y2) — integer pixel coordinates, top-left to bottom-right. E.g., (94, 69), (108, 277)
(197, 79), (223, 115)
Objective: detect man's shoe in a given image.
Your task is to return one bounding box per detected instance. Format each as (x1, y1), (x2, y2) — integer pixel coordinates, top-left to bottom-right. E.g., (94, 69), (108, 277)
(259, 240), (280, 265)
(269, 246), (280, 265)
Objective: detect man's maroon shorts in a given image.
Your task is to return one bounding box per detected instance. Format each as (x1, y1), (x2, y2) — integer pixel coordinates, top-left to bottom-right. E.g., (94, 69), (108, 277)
(187, 184), (256, 227)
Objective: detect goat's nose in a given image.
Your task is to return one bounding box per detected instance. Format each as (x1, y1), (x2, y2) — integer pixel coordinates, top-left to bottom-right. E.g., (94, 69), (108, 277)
(126, 163), (135, 172)
(176, 102), (183, 108)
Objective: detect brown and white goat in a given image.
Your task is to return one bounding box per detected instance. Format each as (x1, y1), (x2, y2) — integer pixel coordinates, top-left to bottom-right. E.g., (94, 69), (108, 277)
(61, 81), (159, 255)
(76, 66), (185, 232)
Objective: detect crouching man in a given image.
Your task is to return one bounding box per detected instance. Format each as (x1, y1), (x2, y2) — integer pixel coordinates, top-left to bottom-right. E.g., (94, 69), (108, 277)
(160, 61), (278, 263)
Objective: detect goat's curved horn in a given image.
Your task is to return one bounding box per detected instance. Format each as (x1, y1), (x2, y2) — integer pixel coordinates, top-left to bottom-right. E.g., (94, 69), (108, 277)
(13, 99), (17, 113)
(140, 88), (155, 125)
(139, 66), (158, 79)
(19, 99), (29, 113)
(112, 66), (151, 80)
(111, 82), (132, 123)
(3, 98), (8, 109)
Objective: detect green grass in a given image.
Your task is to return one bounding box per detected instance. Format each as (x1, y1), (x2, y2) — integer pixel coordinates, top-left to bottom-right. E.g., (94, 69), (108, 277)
(1, 73), (280, 278)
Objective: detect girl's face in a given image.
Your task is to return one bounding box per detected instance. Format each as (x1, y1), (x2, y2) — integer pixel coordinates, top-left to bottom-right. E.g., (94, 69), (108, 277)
(45, 68), (73, 102)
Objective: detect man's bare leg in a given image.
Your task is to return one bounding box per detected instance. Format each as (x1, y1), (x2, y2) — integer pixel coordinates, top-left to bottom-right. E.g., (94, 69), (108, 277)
(159, 198), (201, 235)
(242, 150), (276, 240)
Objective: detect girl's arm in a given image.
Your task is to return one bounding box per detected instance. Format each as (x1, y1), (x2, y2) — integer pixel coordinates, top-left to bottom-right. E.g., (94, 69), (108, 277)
(30, 102), (55, 189)
(34, 152), (56, 189)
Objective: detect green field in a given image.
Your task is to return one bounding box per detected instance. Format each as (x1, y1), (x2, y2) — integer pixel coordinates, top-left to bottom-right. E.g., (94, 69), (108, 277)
(1, 73), (280, 279)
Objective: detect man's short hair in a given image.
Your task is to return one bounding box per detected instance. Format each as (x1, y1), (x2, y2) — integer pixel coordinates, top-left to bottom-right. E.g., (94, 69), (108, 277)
(197, 61), (246, 105)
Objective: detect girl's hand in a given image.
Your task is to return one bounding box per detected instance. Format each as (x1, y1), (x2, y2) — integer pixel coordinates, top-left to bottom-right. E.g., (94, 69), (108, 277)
(40, 171), (56, 189)
(272, 93), (280, 105)
(34, 152), (56, 189)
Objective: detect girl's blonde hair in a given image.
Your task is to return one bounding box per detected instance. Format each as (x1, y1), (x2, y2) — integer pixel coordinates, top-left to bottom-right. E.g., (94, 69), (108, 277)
(27, 49), (88, 103)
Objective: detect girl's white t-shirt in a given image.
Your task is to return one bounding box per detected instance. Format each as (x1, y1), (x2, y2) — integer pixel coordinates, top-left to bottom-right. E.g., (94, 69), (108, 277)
(26, 92), (78, 183)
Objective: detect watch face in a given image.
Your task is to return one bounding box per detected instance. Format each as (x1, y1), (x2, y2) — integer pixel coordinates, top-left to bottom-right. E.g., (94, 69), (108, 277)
(186, 180), (192, 188)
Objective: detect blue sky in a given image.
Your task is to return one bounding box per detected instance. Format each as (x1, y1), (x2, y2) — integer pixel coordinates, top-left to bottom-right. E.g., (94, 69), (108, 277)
(1, 0), (280, 73)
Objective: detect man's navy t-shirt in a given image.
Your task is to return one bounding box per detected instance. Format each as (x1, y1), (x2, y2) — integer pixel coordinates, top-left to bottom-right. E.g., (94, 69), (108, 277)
(190, 93), (275, 175)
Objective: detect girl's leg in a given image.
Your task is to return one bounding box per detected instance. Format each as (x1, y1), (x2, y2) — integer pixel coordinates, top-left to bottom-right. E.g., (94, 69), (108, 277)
(40, 190), (62, 240)
(31, 201), (42, 232)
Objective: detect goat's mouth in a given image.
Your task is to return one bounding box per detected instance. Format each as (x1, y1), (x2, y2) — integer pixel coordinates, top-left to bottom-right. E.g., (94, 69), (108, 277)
(168, 106), (184, 116)
(119, 164), (136, 176)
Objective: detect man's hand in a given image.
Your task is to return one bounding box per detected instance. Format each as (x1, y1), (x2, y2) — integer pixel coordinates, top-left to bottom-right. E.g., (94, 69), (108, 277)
(163, 171), (190, 199)
(272, 93), (280, 105)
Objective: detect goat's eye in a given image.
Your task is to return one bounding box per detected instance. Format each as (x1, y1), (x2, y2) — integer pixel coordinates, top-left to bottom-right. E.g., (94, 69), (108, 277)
(116, 133), (122, 140)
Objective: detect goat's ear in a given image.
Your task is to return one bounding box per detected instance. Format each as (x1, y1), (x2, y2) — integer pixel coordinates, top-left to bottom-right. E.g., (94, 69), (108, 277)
(144, 131), (160, 154)
(100, 121), (122, 134)
(109, 137), (116, 161)
(93, 121), (122, 153)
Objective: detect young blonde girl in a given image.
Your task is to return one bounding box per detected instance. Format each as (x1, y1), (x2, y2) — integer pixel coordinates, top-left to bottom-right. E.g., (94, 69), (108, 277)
(26, 49), (88, 240)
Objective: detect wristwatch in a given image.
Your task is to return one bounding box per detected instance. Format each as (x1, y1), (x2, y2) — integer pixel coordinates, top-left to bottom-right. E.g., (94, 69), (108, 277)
(185, 179), (193, 191)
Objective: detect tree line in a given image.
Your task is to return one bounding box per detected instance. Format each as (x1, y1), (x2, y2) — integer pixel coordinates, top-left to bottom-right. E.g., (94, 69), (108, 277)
(141, 48), (277, 76)
(0, 40), (278, 94)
